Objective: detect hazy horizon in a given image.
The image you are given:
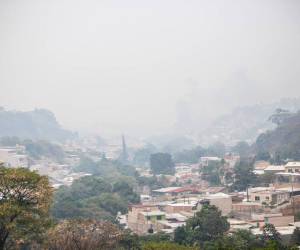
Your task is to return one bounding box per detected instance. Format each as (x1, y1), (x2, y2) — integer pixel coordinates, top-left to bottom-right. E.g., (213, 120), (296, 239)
(1, 0), (300, 137)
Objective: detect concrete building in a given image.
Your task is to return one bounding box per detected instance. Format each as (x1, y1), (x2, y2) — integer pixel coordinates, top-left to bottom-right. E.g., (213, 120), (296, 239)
(264, 165), (285, 174)
(285, 162), (300, 173)
(249, 187), (290, 205)
(164, 203), (196, 214)
(198, 192), (232, 216)
(127, 205), (165, 235)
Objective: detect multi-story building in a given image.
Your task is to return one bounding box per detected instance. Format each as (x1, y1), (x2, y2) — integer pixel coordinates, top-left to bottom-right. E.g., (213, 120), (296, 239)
(127, 205), (166, 235)
(249, 187), (290, 206)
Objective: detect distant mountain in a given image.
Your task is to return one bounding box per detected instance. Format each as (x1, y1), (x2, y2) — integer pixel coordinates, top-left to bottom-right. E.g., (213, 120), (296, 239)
(254, 110), (300, 160)
(198, 98), (300, 146)
(0, 108), (76, 142)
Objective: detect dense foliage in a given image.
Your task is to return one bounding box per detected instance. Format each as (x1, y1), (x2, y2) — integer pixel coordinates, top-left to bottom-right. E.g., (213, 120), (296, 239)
(174, 146), (205, 164)
(74, 157), (137, 178)
(51, 175), (140, 221)
(150, 153), (175, 175)
(174, 205), (230, 246)
(255, 110), (300, 162)
(201, 161), (223, 186)
(0, 167), (53, 249)
(231, 159), (258, 191)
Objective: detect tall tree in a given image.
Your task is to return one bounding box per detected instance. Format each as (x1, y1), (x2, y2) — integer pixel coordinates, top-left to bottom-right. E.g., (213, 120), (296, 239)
(0, 167), (52, 249)
(174, 205), (229, 246)
(150, 153), (175, 175)
(232, 159), (257, 191)
(120, 134), (129, 164)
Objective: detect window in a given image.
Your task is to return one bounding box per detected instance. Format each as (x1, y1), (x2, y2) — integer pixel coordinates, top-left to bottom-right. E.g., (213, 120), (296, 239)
(157, 215), (162, 220)
(146, 216), (151, 221)
(265, 196), (269, 200)
(255, 196), (260, 201)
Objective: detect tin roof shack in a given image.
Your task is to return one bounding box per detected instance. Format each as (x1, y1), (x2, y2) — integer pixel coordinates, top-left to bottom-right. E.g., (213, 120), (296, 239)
(127, 205), (165, 235)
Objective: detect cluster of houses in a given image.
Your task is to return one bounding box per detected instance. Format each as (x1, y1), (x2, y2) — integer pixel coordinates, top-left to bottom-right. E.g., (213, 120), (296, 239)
(119, 161), (300, 242)
(0, 146), (29, 168)
(0, 145), (89, 188)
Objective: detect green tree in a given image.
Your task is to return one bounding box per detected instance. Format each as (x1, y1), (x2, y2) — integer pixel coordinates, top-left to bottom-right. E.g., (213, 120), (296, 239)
(255, 151), (271, 161)
(113, 180), (140, 203)
(118, 230), (141, 250)
(174, 205), (229, 246)
(206, 230), (262, 250)
(0, 167), (53, 249)
(201, 161), (222, 186)
(174, 146), (204, 164)
(150, 153), (175, 175)
(232, 141), (251, 158)
(261, 224), (282, 248)
(52, 175), (140, 221)
(231, 159), (257, 191)
(133, 144), (157, 166)
(207, 142), (226, 157)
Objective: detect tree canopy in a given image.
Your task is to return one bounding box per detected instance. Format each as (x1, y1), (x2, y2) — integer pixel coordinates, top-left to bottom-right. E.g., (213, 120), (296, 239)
(150, 153), (175, 175)
(174, 205), (229, 246)
(0, 167), (53, 249)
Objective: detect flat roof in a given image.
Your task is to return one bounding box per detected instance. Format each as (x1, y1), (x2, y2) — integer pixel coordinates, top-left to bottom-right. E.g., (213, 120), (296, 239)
(264, 165), (285, 171)
(167, 203), (196, 207)
(286, 162), (300, 167)
(140, 211), (165, 216)
(153, 187), (182, 193)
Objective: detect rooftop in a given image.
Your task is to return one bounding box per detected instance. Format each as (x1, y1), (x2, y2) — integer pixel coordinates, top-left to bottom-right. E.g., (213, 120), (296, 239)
(140, 211), (166, 216)
(286, 162), (300, 167)
(152, 187), (182, 193)
(264, 165), (285, 171)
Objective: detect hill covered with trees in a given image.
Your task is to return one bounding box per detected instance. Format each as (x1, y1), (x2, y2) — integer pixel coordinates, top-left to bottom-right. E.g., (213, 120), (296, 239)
(254, 110), (300, 162)
(0, 108), (76, 142)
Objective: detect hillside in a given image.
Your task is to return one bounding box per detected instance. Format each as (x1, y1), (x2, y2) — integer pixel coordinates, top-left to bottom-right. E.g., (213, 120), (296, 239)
(198, 98), (300, 146)
(0, 108), (76, 142)
(254, 110), (300, 161)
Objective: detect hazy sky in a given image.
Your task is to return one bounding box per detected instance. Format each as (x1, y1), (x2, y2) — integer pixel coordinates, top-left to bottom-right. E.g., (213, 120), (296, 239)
(0, 0), (300, 137)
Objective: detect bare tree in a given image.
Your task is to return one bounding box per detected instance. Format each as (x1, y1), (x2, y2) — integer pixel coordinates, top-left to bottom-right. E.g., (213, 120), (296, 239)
(46, 220), (123, 250)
